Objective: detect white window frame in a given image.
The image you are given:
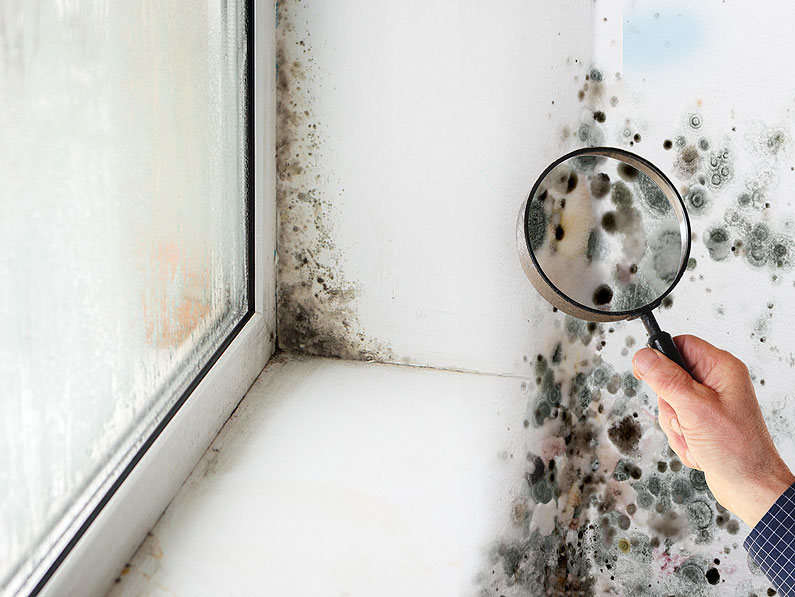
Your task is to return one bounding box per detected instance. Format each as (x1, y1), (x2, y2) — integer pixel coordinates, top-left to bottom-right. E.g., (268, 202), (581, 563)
(10, 2), (277, 595)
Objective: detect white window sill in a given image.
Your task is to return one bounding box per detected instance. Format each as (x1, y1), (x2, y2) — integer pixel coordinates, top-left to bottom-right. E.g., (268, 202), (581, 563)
(106, 353), (529, 597)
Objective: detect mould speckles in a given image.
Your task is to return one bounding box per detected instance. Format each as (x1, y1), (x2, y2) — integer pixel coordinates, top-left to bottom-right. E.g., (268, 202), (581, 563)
(766, 129), (787, 153)
(276, 1), (391, 361)
(607, 415), (642, 455)
(589, 66), (604, 82)
(687, 499), (716, 540)
(704, 227), (731, 261)
(677, 559), (707, 586)
(710, 204), (795, 270)
(685, 184), (710, 214)
(689, 469), (709, 491)
(674, 145), (701, 180)
(706, 149), (733, 190)
(670, 476), (694, 505)
(770, 235), (794, 269)
(577, 120), (606, 147)
(494, 87), (777, 594)
(688, 113), (703, 130)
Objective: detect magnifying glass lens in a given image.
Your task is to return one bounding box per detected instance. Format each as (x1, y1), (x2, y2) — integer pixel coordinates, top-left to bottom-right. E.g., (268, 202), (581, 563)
(527, 156), (683, 313)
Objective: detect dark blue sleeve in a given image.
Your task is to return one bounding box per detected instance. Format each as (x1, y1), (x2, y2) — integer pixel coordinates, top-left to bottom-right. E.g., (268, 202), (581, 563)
(744, 482), (795, 597)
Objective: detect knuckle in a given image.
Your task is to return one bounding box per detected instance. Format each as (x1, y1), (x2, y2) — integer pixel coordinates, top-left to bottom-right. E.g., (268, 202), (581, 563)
(721, 349), (750, 377)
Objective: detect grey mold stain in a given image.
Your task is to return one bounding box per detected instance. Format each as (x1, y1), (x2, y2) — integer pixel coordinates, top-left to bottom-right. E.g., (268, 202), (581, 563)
(482, 312), (740, 596)
(483, 70), (792, 596)
(276, 0), (392, 360)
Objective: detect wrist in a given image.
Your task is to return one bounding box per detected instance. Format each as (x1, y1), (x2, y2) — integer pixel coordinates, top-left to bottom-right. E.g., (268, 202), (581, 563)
(739, 462), (795, 528)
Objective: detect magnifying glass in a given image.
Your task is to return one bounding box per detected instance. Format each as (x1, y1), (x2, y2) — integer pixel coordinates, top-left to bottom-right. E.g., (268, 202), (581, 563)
(516, 147), (691, 370)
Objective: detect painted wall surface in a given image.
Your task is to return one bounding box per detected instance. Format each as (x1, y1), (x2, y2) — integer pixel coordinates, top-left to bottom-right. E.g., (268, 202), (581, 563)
(277, 1), (795, 595)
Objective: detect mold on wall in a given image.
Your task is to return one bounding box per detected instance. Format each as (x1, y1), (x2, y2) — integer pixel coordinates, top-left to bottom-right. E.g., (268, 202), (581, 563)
(275, 0), (596, 374)
(275, 0), (795, 594)
(276, 0), (392, 360)
(480, 1), (795, 594)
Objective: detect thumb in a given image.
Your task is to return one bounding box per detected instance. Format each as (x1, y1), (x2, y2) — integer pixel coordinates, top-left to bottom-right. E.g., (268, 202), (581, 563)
(633, 347), (707, 414)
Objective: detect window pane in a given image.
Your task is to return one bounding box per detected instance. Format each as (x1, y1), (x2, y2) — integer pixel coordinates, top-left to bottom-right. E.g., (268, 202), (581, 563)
(0, 1), (249, 589)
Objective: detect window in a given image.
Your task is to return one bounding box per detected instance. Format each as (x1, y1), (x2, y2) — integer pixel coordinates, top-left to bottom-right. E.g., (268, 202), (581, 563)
(0, 2), (274, 594)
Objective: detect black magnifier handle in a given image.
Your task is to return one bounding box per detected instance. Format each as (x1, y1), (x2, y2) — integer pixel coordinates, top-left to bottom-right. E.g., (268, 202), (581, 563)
(640, 312), (689, 372)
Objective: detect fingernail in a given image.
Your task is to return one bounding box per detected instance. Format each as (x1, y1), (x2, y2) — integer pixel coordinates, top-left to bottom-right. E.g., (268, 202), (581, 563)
(670, 417), (681, 435)
(633, 348), (660, 379)
(686, 451), (698, 468)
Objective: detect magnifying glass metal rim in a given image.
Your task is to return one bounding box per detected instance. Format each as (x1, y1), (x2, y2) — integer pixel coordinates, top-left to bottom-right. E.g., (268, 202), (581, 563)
(517, 146), (692, 323)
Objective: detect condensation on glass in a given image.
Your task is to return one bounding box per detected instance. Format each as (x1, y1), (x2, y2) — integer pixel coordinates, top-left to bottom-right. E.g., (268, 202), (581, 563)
(0, 1), (249, 590)
(527, 155), (682, 312)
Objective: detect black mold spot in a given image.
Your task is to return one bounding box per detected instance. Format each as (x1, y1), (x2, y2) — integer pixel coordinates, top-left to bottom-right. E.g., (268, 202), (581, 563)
(617, 163), (639, 182)
(593, 110), (606, 123)
(593, 284), (614, 306)
(607, 416), (642, 454)
(555, 225), (565, 241)
(567, 172), (579, 193)
(601, 211), (617, 233)
(663, 139), (673, 150)
(705, 567), (720, 585)
(590, 173), (611, 198)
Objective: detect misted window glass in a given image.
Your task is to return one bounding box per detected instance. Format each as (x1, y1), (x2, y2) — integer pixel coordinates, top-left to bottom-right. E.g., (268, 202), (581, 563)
(0, 1), (249, 590)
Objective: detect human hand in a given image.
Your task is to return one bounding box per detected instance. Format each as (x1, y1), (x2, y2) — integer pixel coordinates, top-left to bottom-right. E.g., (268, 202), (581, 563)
(632, 334), (795, 528)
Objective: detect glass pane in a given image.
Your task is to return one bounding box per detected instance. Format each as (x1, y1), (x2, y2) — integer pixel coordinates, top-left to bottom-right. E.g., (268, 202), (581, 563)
(0, 1), (249, 590)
